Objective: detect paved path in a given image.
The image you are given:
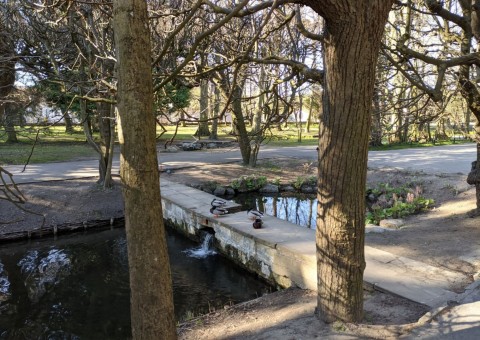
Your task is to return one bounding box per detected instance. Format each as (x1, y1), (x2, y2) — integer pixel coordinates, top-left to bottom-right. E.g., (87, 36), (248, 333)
(2, 143), (476, 184)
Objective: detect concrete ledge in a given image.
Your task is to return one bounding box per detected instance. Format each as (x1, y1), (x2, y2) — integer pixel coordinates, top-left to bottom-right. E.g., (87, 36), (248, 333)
(160, 179), (470, 307)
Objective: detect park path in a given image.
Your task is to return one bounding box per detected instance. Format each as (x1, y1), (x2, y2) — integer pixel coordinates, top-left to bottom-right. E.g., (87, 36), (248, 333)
(2, 143), (476, 184)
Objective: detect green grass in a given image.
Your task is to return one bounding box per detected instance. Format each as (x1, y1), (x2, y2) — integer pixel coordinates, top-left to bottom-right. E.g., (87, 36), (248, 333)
(0, 142), (97, 165)
(0, 126), (98, 165)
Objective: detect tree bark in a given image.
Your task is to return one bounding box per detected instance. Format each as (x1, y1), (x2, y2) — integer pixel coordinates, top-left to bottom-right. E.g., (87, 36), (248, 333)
(306, 0), (394, 323)
(113, 0), (177, 338)
(4, 103), (18, 143)
(209, 83), (220, 140)
(98, 101), (115, 188)
(195, 78), (210, 137)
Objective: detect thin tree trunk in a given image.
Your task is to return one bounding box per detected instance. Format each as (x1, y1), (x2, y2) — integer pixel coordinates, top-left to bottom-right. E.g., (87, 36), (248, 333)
(113, 0), (177, 338)
(209, 83), (220, 140)
(4, 103), (18, 143)
(64, 111), (74, 133)
(103, 105), (116, 189)
(196, 78), (210, 137)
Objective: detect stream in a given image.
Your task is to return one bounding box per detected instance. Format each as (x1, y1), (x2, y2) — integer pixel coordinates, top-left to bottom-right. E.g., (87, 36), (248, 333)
(0, 228), (272, 339)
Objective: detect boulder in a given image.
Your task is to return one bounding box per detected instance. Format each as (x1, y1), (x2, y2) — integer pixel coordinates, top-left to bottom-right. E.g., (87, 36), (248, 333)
(300, 185), (316, 194)
(280, 185), (295, 192)
(259, 184), (279, 193)
(379, 219), (405, 229)
(225, 187), (236, 196)
(213, 186), (227, 196)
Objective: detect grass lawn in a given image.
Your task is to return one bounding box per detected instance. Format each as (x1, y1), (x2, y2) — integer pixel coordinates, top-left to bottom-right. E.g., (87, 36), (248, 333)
(0, 126), (97, 165)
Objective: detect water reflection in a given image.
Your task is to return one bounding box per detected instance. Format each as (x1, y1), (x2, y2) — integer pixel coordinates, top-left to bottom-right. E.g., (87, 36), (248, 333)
(233, 194), (317, 229)
(0, 228), (271, 339)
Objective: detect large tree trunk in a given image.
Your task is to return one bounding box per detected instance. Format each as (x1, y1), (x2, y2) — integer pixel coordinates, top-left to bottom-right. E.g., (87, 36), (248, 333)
(113, 0), (177, 338)
(307, 0), (394, 323)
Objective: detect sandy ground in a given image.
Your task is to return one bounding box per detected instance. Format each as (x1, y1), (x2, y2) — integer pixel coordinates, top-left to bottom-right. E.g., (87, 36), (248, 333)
(0, 157), (478, 338)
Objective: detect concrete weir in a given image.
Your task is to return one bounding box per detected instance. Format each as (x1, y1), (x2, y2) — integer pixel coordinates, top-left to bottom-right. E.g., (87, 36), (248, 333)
(160, 179), (317, 290)
(160, 179), (470, 307)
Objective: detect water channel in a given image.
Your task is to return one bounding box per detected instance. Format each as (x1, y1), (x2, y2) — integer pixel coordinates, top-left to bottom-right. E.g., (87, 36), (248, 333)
(233, 193), (317, 229)
(0, 228), (272, 339)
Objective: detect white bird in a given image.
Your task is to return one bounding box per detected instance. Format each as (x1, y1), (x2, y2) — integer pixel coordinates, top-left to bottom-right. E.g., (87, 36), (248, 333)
(247, 209), (264, 220)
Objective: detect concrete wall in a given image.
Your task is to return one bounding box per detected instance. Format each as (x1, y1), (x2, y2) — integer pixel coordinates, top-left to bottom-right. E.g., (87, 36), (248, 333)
(161, 194), (317, 291)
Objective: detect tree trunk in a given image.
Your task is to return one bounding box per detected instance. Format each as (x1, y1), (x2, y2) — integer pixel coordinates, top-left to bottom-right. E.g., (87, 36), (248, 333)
(195, 78), (210, 137)
(4, 103), (18, 143)
(98, 101), (114, 187)
(307, 0), (394, 323)
(113, 0), (177, 338)
(209, 83), (220, 140)
(231, 84), (251, 165)
(64, 111), (74, 133)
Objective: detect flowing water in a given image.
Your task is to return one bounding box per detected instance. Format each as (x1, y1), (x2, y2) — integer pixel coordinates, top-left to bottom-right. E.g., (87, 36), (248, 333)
(0, 228), (272, 339)
(233, 193), (317, 229)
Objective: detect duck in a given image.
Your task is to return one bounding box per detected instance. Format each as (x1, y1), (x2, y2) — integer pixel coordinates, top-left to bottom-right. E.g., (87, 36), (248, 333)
(210, 206), (228, 217)
(247, 208), (264, 220)
(211, 198), (227, 208)
(252, 218), (263, 229)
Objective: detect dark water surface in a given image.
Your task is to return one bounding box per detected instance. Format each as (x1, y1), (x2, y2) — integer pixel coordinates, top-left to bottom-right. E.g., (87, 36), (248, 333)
(233, 193), (317, 229)
(0, 228), (272, 339)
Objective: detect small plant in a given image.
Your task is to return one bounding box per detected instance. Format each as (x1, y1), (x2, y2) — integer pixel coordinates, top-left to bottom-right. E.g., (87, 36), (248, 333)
(293, 175), (316, 190)
(332, 321), (347, 332)
(271, 178), (281, 186)
(302, 162), (314, 174)
(231, 175), (267, 192)
(366, 182), (434, 225)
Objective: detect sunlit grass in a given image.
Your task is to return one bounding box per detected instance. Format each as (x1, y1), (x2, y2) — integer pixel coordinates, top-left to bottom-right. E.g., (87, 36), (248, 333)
(0, 143), (97, 165)
(0, 126), (97, 165)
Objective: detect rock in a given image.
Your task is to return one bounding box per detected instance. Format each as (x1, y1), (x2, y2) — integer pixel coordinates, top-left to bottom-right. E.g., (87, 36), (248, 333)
(365, 224), (386, 234)
(259, 184), (279, 193)
(225, 187), (236, 196)
(207, 143), (218, 149)
(379, 219), (405, 229)
(182, 142), (202, 151)
(280, 185), (295, 192)
(300, 185), (316, 194)
(166, 146), (179, 153)
(213, 186), (226, 196)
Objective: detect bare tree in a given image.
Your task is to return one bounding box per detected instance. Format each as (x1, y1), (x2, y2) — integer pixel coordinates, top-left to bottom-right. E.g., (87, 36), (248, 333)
(385, 0), (480, 214)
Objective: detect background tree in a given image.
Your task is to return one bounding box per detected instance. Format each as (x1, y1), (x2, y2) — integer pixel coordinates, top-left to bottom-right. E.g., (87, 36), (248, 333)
(0, 4), (18, 143)
(384, 0), (480, 214)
